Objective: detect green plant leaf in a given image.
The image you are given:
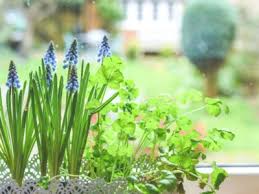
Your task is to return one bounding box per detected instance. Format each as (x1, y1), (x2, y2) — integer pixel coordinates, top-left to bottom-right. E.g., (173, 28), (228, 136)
(206, 104), (221, 117)
(145, 183), (160, 194)
(159, 178), (177, 191)
(211, 164), (228, 190)
(209, 128), (235, 141)
(86, 99), (101, 110)
(201, 192), (215, 194)
(95, 56), (124, 89)
(127, 175), (138, 183)
(199, 173), (209, 189)
(177, 117), (192, 131)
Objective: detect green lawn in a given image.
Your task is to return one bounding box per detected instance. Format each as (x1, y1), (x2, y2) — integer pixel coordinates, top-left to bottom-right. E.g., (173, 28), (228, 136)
(0, 52), (259, 162)
(124, 56), (203, 97)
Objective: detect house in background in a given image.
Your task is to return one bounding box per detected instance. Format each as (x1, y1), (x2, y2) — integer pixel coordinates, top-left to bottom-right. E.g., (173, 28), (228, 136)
(84, 0), (185, 53)
(120, 0), (251, 53)
(120, 0), (185, 53)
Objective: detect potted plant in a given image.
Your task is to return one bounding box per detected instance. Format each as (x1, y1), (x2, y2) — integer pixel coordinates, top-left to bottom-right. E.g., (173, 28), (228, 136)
(0, 37), (234, 194)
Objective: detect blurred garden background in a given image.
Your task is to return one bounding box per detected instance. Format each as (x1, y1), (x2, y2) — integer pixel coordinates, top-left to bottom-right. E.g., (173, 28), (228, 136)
(0, 0), (259, 163)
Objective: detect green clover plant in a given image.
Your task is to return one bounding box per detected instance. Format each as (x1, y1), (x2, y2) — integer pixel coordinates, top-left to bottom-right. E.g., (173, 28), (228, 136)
(85, 85), (234, 193)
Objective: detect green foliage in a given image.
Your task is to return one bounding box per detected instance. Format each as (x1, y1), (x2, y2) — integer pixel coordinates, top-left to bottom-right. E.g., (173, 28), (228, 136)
(24, 0), (85, 8)
(57, 0), (85, 8)
(126, 42), (140, 60)
(95, 57), (124, 89)
(67, 57), (123, 175)
(160, 46), (174, 58)
(31, 64), (78, 177)
(96, 0), (123, 32)
(211, 163), (228, 190)
(31, 56), (123, 177)
(182, 0), (237, 71)
(0, 42), (234, 193)
(220, 51), (259, 95)
(205, 98), (229, 117)
(85, 86), (234, 193)
(0, 80), (35, 185)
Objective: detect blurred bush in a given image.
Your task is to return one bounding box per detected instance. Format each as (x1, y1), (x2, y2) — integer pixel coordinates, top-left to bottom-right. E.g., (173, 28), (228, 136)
(35, 10), (79, 48)
(125, 41), (140, 60)
(57, 0), (84, 8)
(96, 0), (123, 33)
(211, 49), (259, 97)
(182, 0), (237, 97)
(220, 51), (259, 96)
(159, 46), (174, 58)
(215, 1), (259, 96)
(34, 0), (85, 47)
(218, 53), (241, 96)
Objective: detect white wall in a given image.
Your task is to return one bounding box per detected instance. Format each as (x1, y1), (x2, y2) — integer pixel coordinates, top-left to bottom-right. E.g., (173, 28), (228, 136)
(121, 0), (184, 52)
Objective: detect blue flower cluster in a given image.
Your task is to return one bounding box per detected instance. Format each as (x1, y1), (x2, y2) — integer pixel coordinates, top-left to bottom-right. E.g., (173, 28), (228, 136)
(97, 36), (112, 63)
(63, 39), (79, 69)
(6, 61), (21, 89)
(66, 66), (79, 92)
(6, 36), (113, 90)
(43, 42), (57, 71)
(46, 64), (52, 87)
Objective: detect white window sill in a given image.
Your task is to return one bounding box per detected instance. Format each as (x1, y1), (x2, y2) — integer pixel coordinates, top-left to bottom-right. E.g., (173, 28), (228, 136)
(184, 164), (259, 194)
(197, 164), (259, 175)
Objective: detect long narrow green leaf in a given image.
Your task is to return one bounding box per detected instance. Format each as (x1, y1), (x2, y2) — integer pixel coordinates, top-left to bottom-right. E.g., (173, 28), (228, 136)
(92, 92), (119, 114)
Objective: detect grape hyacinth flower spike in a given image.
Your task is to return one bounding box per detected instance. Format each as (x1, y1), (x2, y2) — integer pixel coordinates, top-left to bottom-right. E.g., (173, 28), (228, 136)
(46, 64), (53, 87)
(66, 66), (79, 92)
(97, 35), (112, 63)
(43, 41), (57, 71)
(63, 39), (79, 69)
(6, 61), (21, 89)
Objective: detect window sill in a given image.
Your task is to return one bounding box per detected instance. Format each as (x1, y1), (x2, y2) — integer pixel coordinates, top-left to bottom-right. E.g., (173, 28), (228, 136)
(197, 164), (259, 175)
(184, 164), (259, 194)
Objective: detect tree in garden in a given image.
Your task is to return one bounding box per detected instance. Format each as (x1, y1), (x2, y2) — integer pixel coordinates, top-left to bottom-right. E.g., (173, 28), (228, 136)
(182, 0), (237, 97)
(95, 0), (123, 33)
(2, 0), (85, 55)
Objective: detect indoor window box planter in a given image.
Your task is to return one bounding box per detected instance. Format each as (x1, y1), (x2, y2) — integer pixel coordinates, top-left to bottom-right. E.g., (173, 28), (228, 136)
(0, 38), (234, 194)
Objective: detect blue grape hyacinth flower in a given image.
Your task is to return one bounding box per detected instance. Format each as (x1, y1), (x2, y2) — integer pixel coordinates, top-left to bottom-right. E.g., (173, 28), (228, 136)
(46, 64), (53, 87)
(63, 39), (79, 69)
(43, 41), (57, 71)
(66, 66), (79, 92)
(97, 36), (112, 63)
(6, 61), (21, 89)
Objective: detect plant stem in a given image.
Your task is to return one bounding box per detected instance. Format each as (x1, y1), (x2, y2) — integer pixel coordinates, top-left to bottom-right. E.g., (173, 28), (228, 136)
(181, 106), (206, 117)
(134, 131), (149, 159)
(151, 136), (157, 160)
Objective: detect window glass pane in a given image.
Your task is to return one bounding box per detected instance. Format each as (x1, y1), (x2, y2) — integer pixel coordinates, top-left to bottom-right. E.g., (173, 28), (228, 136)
(142, 0), (153, 21)
(158, 1), (169, 21)
(0, 0), (258, 177)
